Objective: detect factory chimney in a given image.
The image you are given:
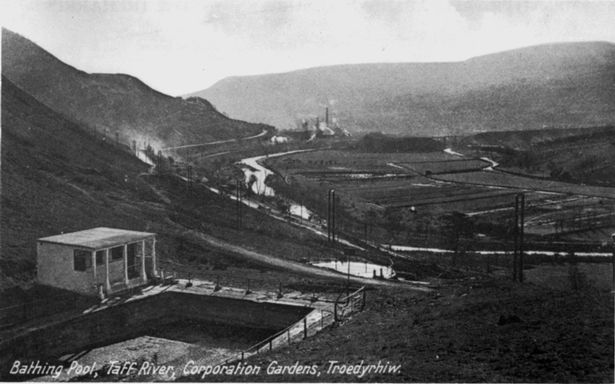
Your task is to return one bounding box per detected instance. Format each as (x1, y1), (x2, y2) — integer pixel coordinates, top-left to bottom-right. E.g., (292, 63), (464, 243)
(325, 106), (329, 125)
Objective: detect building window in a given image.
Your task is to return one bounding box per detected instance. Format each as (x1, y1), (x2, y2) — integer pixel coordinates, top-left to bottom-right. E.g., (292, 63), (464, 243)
(95, 250), (105, 265)
(111, 246), (123, 261)
(74, 250), (91, 271)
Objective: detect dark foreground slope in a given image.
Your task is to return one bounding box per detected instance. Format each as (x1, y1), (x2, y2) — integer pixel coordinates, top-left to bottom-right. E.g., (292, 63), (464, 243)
(193, 42), (615, 135)
(182, 279), (613, 383)
(1, 29), (271, 148)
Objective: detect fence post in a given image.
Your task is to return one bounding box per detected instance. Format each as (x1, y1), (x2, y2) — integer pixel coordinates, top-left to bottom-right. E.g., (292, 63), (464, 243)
(287, 329), (291, 345)
(334, 301), (338, 322)
(321, 310), (324, 328)
(361, 289), (366, 311)
(303, 317), (307, 339)
(269, 339), (272, 351)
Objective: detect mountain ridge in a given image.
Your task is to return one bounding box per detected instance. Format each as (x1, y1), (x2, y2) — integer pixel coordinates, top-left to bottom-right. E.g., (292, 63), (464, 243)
(1, 28), (271, 150)
(191, 41), (615, 135)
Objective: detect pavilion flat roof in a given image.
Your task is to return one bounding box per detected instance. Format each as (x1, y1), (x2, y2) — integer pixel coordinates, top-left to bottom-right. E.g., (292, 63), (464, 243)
(38, 227), (155, 250)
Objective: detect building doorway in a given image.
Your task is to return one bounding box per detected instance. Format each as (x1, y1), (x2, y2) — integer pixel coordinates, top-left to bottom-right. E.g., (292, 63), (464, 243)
(127, 243), (139, 279)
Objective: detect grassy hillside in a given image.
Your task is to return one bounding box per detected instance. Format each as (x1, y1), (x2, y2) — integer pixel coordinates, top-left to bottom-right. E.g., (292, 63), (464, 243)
(462, 126), (615, 186)
(192, 42), (615, 135)
(1, 76), (154, 288)
(0, 77), (389, 292)
(237, 282), (613, 383)
(461, 126), (615, 149)
(1, 29), (271, 149)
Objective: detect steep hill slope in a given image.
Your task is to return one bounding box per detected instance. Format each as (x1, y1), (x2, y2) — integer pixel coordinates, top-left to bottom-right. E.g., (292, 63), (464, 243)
(0, 77), (370, 292)
(192, 42), (615, 135)
(0, 76), (156, 288)
(1, 29), (271, 149)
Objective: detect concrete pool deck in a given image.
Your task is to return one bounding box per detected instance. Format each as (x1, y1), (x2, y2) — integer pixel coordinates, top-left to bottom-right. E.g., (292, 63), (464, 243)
(87, 278), (338, 313)
(1, 279), (347, 381)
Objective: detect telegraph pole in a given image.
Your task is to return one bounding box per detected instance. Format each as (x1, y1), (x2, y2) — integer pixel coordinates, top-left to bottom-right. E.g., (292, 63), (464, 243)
(236, 180), (242, 228)
(332, 189), (336, 243)
(611, 233), (614, 293)
(519, 193), (525, 283)
(513, 197), (519, 282)
(513, 193), (525, 282)
(327, 190), (331, 241)
(327, 189), (336, 243)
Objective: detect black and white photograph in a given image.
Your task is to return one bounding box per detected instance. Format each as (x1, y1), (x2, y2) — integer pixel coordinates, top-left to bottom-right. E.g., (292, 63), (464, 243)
(0, 0), (614, 382)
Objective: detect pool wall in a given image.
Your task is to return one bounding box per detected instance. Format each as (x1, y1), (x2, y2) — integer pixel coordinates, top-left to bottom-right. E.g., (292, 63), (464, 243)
(0, 291), (311, 379)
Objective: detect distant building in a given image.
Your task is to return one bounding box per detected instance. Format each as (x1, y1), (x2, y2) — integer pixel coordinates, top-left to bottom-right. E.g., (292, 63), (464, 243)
(316, 122), (335, 136)
(37, 227), (158, 296)
(270, 135), (290, 144)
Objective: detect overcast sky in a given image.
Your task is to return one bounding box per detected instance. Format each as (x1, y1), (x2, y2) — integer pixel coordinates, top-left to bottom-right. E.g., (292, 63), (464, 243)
(2, 0), (614, 95)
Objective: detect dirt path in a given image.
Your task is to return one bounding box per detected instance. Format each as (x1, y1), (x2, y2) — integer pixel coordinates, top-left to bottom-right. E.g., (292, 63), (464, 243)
(186, 230), (431, 292)
(161, 129), (268, 151)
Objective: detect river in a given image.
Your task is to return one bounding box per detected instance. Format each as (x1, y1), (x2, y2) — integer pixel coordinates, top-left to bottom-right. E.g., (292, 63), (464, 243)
(237, 149), (607, 259)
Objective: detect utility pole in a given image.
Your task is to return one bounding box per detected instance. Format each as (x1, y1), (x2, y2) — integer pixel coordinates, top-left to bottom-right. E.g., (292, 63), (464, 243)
(327, 191), (331, 241)
(332, 189), (336, 243)
(236, 179), (242, 228)
(328, 189), (336, 243)
(611, 233), (615, 293)
(187, 165), (193, 189)
(519, 193), (525, 283)
(513, 200), (519, 282)
(513, 193), (525, 282)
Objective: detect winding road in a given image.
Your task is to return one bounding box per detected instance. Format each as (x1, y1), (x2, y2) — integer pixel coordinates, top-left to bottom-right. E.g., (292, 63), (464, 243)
(186, 229), (431, 291)
(160, 129), (268, 151)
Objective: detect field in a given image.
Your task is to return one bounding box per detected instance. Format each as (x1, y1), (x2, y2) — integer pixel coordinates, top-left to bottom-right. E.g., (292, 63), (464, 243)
(434, 170), (615, 198)
(398, 159), (489, 175)
(267, 150), (459, 175)
(264, 149), (615, 244)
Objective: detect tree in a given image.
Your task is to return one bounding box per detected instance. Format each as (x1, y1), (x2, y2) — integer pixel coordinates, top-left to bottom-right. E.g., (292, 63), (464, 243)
(275, 198), (291, 218)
